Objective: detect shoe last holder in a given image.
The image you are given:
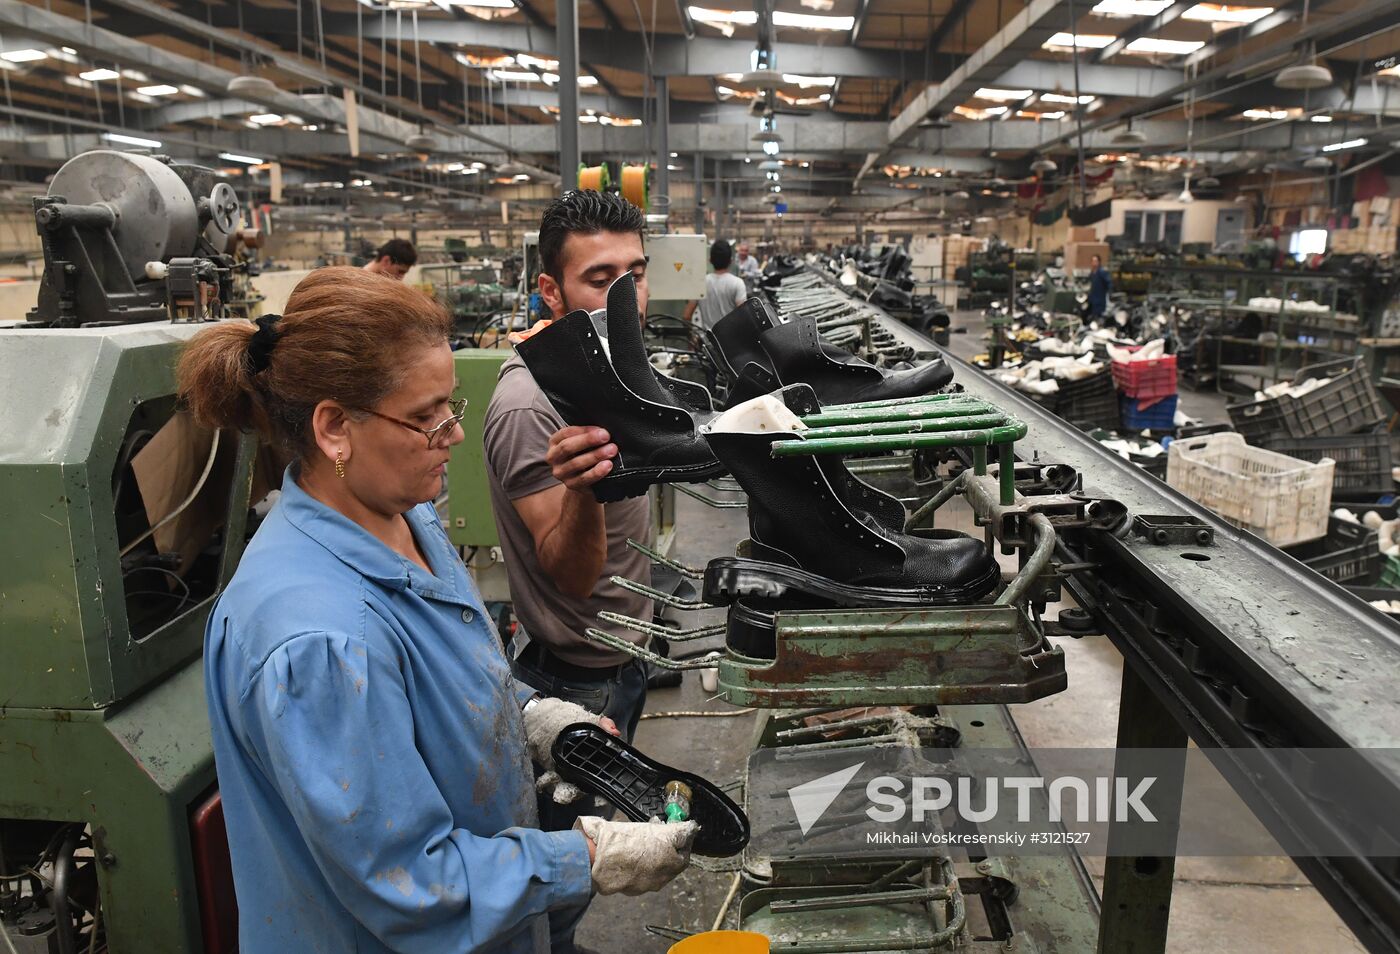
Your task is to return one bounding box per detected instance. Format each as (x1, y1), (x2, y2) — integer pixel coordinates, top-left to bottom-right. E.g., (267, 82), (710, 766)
(577, 391), (1086, 708)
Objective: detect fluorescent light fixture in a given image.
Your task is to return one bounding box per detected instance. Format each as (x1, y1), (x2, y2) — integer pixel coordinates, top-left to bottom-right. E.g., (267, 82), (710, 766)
(984, 105), (1008, 115)
(471, 161), (487, 169)
(974, 87), (1033, 101)
(667, 164), (682, 171)
(516, 53), (559, 70)
(513, 173), (530, 181)
(436, 0), (516, 7)
(688, 7), (758, 24)
(137, 84), (178, 95)
(249, 113), (283, 124)
(1310, 114), (1333, 122)
(1092, 0), (1174, 15)
(1322, 137), (1367, 152)
(1040, 92), (1095, 104)
(62, 76), (92, 88)
(125, 92), (154, 104)
(1125, 37), (1206, 54)
(715, 84), (738, 96)
(782, 73), (836, 87)
(103, 132), (161, 148)
(178, 84), (205, 97)
(578, 75), (599, 87)
(61, 47), (77, 54)
(1242, 108), (1288, 119)
(771, 10), (854, 29)
(1043, 32), (1114, 49)
(219, 152), (265, 165)
(762, 140), (781, 156)
(487, 69), (544, 82)
(1039, 110), (1066, 119)
(1182, 3), (1274, 22)
(78, 68), (120, 81)
(1, 49), (47, 62)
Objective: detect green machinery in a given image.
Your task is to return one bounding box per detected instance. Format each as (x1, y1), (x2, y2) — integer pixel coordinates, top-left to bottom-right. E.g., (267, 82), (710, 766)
(0, 324), (256, 953)
(3, 149), (261, 953)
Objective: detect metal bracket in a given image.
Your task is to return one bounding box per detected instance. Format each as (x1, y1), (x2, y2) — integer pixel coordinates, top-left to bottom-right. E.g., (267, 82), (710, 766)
(1131, 514), (1216, 547)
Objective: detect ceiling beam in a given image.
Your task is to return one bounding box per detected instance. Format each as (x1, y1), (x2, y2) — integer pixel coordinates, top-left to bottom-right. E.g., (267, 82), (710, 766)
(1094, 0), (1192, 63)
(886, 0), (1074, 147)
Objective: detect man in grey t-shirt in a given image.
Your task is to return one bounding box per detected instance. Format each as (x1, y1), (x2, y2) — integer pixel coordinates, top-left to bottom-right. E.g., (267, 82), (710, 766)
(483, 191), (655, 954)
(685, 239), (748, 331)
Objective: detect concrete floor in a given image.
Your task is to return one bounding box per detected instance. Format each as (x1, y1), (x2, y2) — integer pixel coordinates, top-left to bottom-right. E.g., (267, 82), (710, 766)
(575, 310), (1362, 952)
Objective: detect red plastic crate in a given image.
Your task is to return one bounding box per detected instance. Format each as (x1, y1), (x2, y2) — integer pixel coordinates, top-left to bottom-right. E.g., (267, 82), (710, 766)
(1111, 348), (1178, 403)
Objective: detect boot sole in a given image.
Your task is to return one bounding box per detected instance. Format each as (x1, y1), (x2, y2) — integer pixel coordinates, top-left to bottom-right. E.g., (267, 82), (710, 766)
(704, 556), (1002, 608)
(551, 722), (750, 856)
(592, 460), (731, 503)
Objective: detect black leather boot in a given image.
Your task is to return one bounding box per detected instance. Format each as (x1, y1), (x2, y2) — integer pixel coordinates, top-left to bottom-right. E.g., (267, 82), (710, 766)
(515, 273), (728, 502)
(757, 316), (955, 404)
(704, 298), (784, 408)
(703, 430), (1000, 604)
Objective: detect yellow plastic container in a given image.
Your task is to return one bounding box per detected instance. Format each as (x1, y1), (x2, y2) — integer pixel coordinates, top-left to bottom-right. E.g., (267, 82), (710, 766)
(667, 931), (770, 954)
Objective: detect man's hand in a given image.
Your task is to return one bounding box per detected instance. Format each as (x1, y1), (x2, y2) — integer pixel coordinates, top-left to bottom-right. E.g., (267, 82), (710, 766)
(546, 426), (618, 492)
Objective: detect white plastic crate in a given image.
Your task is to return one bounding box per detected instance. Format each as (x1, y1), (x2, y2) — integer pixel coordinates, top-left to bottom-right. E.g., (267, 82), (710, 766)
(1166, 432), (1334, 547)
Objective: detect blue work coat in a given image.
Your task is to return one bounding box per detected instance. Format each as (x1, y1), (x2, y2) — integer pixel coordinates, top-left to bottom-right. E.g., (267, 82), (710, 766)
(204, 468), (592, 953)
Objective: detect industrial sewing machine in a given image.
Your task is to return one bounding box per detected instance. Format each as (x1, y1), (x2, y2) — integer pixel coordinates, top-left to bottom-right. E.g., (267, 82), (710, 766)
(1, 150), (259, 953)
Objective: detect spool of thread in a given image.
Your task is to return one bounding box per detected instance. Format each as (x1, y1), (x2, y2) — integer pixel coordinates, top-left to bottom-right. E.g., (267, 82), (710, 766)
(620, 164), (648, 211)
(578, 163), (611, 192)
(663, 780), (692, 823)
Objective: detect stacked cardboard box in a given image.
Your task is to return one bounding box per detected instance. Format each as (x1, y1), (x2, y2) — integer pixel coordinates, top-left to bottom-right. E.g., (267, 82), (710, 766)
(1063, 242), (1110, 271)
(1330, 228), (1398, 255)
(943, 235), (984, 277)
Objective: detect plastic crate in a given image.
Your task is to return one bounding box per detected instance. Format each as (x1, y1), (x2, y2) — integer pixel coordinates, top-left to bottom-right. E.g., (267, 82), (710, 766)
(1262, 433), (1394, 496)
(1382, 555), (1400, 590)
(1227, 361), (1387, 443)
(1057, 370), (1120, 430)
(1284, 515), (1382, 584)
(1342, 585), (1400, 618)
(1167, 432), (1334, 547)
(1282, 367), (1387, 437)
(1120, 394), (1179, 431)
(1111, 350), (1178, 403)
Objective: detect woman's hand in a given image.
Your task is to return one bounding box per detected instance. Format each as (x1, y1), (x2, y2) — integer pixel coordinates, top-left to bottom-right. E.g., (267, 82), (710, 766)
(598, 716), (620, 737)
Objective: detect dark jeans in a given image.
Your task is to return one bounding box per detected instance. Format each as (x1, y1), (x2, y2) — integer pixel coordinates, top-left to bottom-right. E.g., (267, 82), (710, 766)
(512, 642), (648, 954)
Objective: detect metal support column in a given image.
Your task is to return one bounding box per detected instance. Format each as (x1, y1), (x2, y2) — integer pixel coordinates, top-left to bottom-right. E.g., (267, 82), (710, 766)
(1096, 663), (1189, 954)
(655, 75), (670, 213)
(555, 0), (580, 191)
(694, 152), (705, 233)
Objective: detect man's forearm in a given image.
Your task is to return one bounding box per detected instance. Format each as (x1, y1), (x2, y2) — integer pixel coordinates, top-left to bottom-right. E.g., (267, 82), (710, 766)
(539, 488), (608, 599)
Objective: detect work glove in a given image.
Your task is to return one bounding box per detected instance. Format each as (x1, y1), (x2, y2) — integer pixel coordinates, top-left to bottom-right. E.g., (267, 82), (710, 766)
(573, 816), (698, 896)
(523, 697), (605, 805)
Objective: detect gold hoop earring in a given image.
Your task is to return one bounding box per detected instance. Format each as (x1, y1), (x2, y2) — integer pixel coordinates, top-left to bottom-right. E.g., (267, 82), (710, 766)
(335, 451), (346, 479)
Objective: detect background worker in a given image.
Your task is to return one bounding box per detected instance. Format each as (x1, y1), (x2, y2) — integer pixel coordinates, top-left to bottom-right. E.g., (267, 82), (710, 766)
(180, 267), (694, 954)
(735, 241), (762, 289)
(363, 238), (417, 280)
(684, 238), (748, 332)
(483, 191), (660, 954)
(1087, 253), (1112, 321)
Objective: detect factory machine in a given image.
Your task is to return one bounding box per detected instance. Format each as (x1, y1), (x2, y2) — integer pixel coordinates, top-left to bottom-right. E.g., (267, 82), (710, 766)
(1, 150), (258, 953)
(6, 147), (1400, 953)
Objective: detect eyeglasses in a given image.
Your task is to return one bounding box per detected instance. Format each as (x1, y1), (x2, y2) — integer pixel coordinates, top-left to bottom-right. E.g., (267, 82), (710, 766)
(355, 398), (467, 449)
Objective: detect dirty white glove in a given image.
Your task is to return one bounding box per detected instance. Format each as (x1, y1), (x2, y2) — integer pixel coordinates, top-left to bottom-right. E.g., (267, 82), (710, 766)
(574, 816), (698, 895)
(523, 697), (604, 805)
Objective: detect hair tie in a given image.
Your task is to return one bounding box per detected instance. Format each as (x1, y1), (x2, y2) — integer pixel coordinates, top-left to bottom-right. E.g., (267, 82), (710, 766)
(246, 313), (282, 375)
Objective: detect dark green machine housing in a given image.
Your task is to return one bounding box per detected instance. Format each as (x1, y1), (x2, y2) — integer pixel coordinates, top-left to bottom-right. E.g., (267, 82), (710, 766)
(0, 322), (256, 952)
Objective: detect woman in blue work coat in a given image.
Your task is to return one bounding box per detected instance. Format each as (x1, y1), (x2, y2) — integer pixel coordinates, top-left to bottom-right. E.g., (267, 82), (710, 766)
(178, 267), (695, 953)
